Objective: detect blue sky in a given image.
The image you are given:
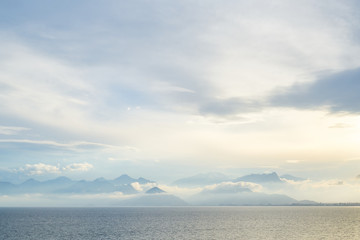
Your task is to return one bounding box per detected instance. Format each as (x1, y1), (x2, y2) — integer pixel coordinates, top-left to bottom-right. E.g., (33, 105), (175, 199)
(1, 0), (360, 192)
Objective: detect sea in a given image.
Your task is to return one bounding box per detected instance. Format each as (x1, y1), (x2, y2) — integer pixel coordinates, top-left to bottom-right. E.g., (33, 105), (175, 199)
(1, 206), (359, 240)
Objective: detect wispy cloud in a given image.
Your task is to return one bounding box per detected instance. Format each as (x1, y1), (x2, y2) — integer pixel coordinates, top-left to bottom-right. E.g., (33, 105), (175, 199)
(0, 139), (137, 151)
(0, 126), (29, 135)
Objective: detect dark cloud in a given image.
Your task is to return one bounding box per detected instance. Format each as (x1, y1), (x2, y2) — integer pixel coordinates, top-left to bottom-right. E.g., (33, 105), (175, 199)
(271, 68), (360, 113)
(197, 67), (360, 117)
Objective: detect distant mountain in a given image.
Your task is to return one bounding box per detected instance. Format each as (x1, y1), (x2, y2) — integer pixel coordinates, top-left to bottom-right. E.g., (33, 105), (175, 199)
(60, 179), (134, 194)
(280, 174), (306, 182)
(233, 172), (283, 184)
(137, 177), (153, 184)
(44, 176), (73, 184)
(112, 174), (136, 185)
(146, 187), (165, 194)
(173, 172), (230, 187)
(18, 178), (43, 193)
(112, 174), (154, 185)
(0, 169), (30, 184)
(0, 174), (155, 195)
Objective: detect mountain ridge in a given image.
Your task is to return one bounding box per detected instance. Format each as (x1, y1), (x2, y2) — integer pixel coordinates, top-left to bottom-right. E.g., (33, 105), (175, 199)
(0, 175), (154, 195)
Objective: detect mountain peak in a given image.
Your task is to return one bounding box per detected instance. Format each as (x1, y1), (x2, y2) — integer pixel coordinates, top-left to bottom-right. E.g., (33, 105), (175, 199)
(146, 187), (166, 194)
(113, 174), (135, 184)
(21, 178), (40, 184)
(47, 176), (72, 183)
(94, 177), (107, 182)
(137, 177), (154, 184)
(234, 172), (282, 183)
(280, 174), (305, 182)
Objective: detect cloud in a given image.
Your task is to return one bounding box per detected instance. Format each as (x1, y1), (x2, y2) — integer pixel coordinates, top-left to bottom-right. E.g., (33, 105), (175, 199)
(0, 139), (136, 151)
(18, 162), (93, 175)
(129, 182), (159, 193)
(0, 126), (29, 135)
(199, 67), (360, 117)
(271, 68), (360, 114)
(202, 181), (263, 194)
(18, 163), (61, 175)
(130, 182), (143, 192)
(62, 162), (93, 172)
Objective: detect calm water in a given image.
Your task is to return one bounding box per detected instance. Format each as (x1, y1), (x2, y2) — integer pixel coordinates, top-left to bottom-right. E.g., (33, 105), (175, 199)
(1, 207), (360, 240)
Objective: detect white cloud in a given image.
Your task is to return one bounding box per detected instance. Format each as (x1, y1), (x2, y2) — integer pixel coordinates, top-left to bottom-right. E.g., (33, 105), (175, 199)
(203, 181), (263, 193)
(62, 162), (93, 172)
(18, 162), (93, 175)
(19, 163), (61, 175)
(130, 182), (143, 192)
(129, 182), (160, 193)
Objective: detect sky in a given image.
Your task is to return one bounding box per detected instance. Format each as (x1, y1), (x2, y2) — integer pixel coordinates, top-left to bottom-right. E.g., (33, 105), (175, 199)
(1, 0), (360, 193)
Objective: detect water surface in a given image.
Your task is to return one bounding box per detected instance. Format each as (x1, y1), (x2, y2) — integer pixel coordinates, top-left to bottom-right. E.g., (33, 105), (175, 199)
(1, 207), (359, 239)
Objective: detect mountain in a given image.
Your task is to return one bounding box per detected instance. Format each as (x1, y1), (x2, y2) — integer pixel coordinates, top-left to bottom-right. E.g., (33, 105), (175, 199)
(234, 172), (283, 184)
(0, 169), (30, 184)
(146, 187), (165, 194)
(280, 174), (306, 182)
(0, 174), (154, 195)
(112, 174), (136, 185)
(137, 177), (153, 184)
(173, 172), (230, 187)
(61, 179), (121, 194)
(112, 174), (154, 185)
(18, 178), (43, 193)
(45, 176), (72, 183)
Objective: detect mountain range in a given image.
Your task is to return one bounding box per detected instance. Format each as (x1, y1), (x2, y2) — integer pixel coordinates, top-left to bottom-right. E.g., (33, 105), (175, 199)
(0, 174), (154, 195)
(172, 172), (305, 187)
(0, 172), (315, 206)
